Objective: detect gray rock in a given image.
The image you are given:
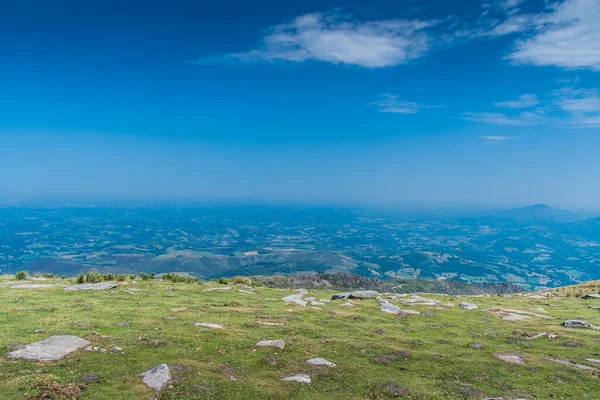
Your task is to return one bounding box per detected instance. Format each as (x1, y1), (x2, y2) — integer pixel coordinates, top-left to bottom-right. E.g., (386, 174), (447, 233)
(582, 294), (600, 299)
(80, 374), (102, 383)
(64, 283), (117, 291)
(195, 322), (224, 329)
(255, 339), (285, 350)
(545, 357), (598, 371)
(9, 335), (90, 361)
(282, 293), (307, 307)
(142, 364), (171, 393)
(332, 290), (379, 300)
(495, 353), (524, 364)
(380, 302), (402, 315)
(563, 320), (600, 330)
(459, 302), (478, 310)
(202, 287), (231, 292)
(281, 374), (311, 383)
(307, 357), (336, 367)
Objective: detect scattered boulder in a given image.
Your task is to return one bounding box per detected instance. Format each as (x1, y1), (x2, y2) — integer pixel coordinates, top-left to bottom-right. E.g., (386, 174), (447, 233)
(332, 290), (379, 300)
(282, 293), (307, 307)
(563, 320), (600, 330)
(545, 357), (598, 371)
(307, 358), (336, 367)
(64, 283), (117, 291)
(459, 302), (478, 310)
(582, 294), (600, 299)
(9, 335), (90, 361)
(495, 353), (524, 364)
(380, 302), (402, 315)
(195, 322), (224, 329)
(281, 374), (311, 383)
(142, 364), (171, 394)
(202, 287), (232, 292)
(255, 340), (285, 350)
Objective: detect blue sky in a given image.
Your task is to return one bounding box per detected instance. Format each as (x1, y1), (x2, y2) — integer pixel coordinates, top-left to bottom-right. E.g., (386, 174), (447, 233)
(1, 0), (599, 209)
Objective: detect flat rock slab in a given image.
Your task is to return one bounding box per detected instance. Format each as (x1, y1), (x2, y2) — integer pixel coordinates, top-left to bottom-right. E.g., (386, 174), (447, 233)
(582, 294), (600, 299)
(545, 357), (598, 371)
(486, 307), (551, 319)
(255, 340), (285, 350)
(339, 302), (355, 307)
(195, 322), (224, 329)
(380, 302), (402, 315)
(142, 364), (171, 393)
(586, 358), (600, 363)
(202, 287), (232, 292)
(459, 302), (478, 310)
(282, 374), (311, 383)
(496, 353), (524, 364)
(282, 293), (307, 307)
(307, 358), (336, 367)
(9, 335), (90, 361)
(10, 284), (53, 289)
(64, 283), (117, 291)
(258, 322), (285, 326)
(502, 313), (531, 321)
(563, 320), (600, 330)
(238, 290), (255, 294)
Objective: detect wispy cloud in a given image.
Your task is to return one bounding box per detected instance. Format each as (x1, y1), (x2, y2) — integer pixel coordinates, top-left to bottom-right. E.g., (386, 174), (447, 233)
(370, 94), (441, 114)
(480, 135), (515, 143)
(463, 111), (545, 126)
(220, 12), (439, 68)
(494, 94), (539, 109)
(466, 85), (600, 128)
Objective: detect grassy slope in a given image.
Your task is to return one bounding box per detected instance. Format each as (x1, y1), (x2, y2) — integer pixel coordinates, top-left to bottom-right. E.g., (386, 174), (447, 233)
(0, 277), (599, 399)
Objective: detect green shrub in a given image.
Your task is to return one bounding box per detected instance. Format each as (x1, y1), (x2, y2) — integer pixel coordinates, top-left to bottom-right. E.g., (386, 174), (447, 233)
(115, 274), (127, 282)
(76, 274), (86, 284)
(231, 276), (252, 286)
(129, 274), (137, 280)
(139, 272), (155, 281)
(44, 273), (55, 279)
(85, 271), (103, 283)
(161, 273), (200, 284)
(218, 277), (229, 285)
(15, 271), (28, 280)
(102, 273), (115, 281)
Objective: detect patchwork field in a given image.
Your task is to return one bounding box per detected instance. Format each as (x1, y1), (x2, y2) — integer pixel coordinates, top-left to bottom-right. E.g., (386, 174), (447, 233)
(1, 276), (599, 399)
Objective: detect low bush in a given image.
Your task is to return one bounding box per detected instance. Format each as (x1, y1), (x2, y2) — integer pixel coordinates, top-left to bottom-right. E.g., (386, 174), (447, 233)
(15, 271), (28, 280)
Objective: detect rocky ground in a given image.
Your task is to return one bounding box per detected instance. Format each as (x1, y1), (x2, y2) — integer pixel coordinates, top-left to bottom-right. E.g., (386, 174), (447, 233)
(0, 276), (599, 399)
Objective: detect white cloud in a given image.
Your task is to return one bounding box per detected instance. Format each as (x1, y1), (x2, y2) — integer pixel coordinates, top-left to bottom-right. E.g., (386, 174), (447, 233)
(227, 12), (439, 68)
(480, 135), (515, 142)
(466, 85), (600, 128)
(507, 0), (600, 70)
(370, 94), (440, 114)
(463, 111), (545, 126)
(494, 94), (539, 108)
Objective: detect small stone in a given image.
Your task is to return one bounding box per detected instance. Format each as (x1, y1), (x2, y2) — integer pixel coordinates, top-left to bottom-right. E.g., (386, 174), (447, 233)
(33, 329), (46, 334)
(459, 302), (478, 310)
(307, 358), (336, 367)
(495, 353), (524, 364)
(195, 322), (224, 329)
(64, 283), (117, 291)
(258, 322), (285, 326)
(339, 302), (354, 307)
(255, 340), (285, 350)
(563, 320), (600, 330)
(281, 374), (311, 383)
(469, 343), (485, 349)
(142, 364), (171, 393)
(202, 287), (232, 292)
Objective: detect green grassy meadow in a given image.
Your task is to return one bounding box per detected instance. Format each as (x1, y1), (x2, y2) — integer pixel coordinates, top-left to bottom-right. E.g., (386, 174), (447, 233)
(1, 276), (599, 399)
